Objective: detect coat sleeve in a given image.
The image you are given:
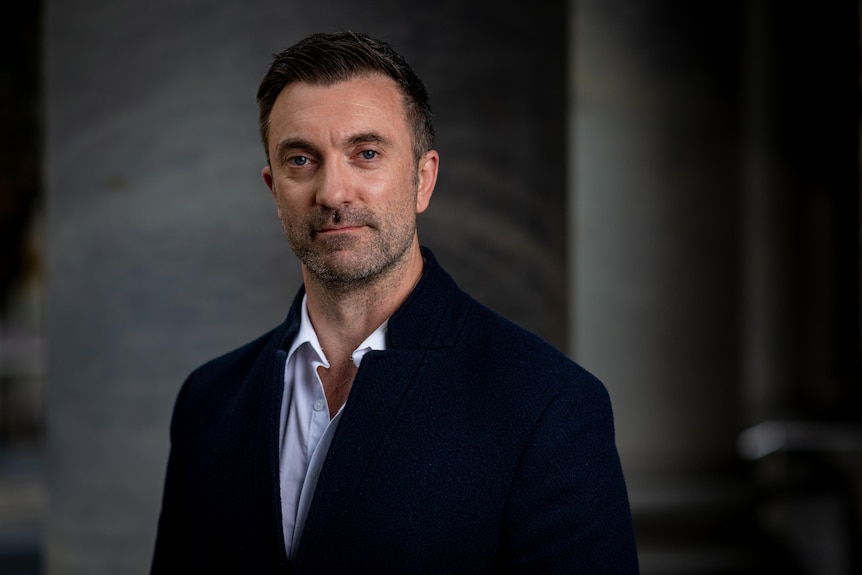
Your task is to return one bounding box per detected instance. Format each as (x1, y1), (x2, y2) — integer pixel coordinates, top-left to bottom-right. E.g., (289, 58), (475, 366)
(150, 380), (192, 574)
(499, 375), (639, 574)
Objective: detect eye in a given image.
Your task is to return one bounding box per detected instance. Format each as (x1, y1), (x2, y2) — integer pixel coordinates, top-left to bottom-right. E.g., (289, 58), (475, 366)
(359, 150), (377, 160)
(288, 155), (309, 167)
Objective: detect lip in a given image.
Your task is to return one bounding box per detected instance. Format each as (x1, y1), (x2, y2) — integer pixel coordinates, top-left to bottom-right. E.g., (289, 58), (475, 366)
(316, 225), (366, 234)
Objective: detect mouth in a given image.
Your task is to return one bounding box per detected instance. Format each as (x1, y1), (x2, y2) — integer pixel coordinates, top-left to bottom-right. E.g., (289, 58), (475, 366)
(317, 224), (365, 233)
(310, 208), (375, 239)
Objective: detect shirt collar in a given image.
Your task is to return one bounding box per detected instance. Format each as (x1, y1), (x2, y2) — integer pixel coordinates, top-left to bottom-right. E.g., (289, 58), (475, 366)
(287, 294), (388, 368)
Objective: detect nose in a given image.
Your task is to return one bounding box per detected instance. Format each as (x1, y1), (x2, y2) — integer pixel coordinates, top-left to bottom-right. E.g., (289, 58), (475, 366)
(315, 160), (354, 209)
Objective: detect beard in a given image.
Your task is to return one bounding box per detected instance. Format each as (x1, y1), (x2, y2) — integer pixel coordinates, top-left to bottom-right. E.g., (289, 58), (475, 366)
(282, 201), (417, 290)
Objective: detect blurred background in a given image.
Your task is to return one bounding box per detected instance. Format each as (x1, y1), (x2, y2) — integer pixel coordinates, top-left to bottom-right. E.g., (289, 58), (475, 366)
(1, 0), (860, 573)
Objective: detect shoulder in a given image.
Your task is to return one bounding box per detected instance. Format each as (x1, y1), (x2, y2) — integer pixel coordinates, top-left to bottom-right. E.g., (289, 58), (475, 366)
(464, 294), (602, 388)
(431, 289), (613, 429)
(187, 328), (278, 384)
(195, 324), (283, 374)
(174, 320), (290, 417)
(178, 288), (303, 406)
(163, 322), (289, 452)
(405, 250), (608, 409)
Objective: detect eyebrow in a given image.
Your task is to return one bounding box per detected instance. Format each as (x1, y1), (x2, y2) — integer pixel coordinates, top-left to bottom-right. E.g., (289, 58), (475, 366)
(345, 131), (394, 148)
(274, 137), (317, 162)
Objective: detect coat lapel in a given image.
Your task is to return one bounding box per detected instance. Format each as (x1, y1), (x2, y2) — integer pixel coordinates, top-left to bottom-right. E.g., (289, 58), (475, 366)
(292, 249), (469, 563)
(298, 346), (427, 523)
(250, 290), (303, 570)
(290, 249), (472, 566)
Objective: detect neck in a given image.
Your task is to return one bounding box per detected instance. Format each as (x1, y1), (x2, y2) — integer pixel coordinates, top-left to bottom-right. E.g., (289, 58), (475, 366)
(302, 242), (424, 364)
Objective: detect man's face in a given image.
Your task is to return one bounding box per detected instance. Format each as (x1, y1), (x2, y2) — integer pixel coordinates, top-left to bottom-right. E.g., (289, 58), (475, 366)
(262, 75), (437, 288)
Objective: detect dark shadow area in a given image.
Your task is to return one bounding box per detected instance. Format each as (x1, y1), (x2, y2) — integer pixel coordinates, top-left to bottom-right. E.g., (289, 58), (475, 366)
(0, 1), (45, 573)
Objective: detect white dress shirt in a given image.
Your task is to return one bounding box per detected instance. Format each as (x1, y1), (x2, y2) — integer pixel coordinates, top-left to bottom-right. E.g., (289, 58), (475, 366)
(278, 295), (387, 558)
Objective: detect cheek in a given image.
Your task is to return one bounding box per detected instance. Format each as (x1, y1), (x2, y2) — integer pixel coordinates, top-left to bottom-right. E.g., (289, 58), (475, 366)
(273, 195), (286, 220)
(274, 195), (302, 232)
(380, 164), (420, 207)
(274, 187), (304, 216)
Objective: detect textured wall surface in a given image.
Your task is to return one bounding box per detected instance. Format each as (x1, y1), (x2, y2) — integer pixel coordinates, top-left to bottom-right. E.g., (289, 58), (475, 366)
(44, 1), (566, 572)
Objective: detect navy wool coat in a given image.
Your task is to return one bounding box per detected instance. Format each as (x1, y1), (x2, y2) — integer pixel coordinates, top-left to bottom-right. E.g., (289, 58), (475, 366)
(151, 248), (639, 574)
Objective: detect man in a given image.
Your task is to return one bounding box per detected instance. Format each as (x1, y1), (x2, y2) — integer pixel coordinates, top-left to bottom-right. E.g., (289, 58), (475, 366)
(152, 31), (638, 574)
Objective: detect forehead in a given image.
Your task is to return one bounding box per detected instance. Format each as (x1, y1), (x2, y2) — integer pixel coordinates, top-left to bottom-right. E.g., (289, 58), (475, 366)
(267, 75), (410, 148)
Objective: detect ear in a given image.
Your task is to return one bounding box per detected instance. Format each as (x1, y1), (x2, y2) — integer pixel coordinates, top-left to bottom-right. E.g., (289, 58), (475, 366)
(262, 164), (276, 198)
(415, 150), (438, 214)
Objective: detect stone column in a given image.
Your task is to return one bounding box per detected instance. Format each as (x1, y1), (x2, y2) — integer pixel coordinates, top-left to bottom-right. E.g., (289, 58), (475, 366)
(569, 1), (860, 571)
(44, 3), (299, 573)
(570, 0), (743, 478)
(569, 2), (750, 570)
(740, 1), (860, 423)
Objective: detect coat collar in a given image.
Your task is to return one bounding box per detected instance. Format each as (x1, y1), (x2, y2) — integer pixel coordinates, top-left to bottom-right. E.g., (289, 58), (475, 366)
(275, 246), (469, 353)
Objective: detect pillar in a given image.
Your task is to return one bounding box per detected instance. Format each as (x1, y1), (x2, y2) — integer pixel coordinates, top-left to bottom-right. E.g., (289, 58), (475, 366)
(570, 0), (742, 477)
(569, 1), (749, 571)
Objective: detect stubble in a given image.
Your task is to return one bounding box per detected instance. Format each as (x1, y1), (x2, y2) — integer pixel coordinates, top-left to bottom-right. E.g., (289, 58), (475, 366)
(281, 195), (418, 292)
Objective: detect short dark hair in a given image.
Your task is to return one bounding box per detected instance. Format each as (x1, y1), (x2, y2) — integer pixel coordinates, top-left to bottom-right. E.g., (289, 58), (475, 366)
(256, 31), (435, 162)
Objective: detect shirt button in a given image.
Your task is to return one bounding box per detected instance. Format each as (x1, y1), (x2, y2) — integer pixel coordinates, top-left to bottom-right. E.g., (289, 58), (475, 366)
(313, 399), (325, 412)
